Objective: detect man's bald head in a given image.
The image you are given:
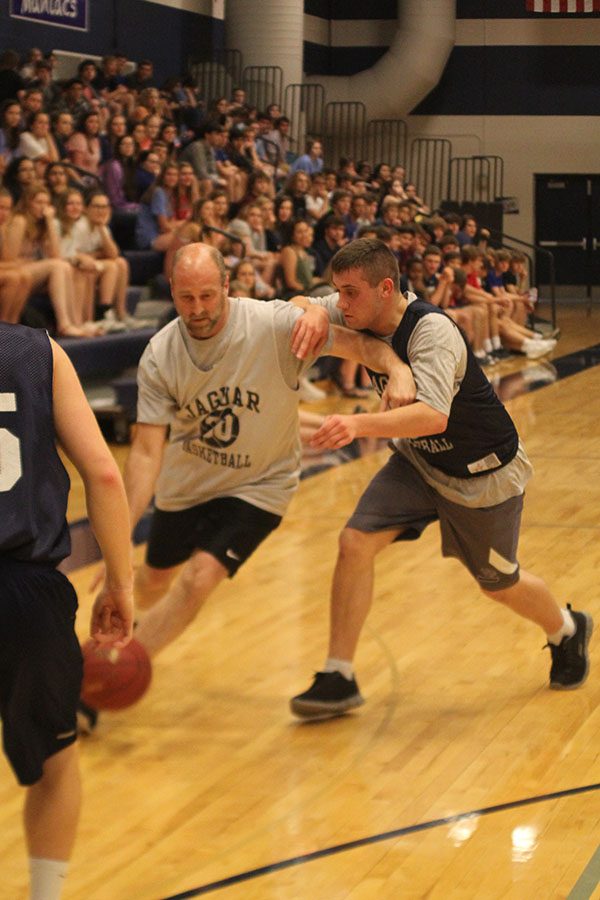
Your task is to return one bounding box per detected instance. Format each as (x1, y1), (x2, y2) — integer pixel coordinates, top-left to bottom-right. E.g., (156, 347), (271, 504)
(172, 242), (228, 287)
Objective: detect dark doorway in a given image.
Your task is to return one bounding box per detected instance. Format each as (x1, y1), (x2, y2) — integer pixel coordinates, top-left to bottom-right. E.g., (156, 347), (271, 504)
(534, 174), (600, 299)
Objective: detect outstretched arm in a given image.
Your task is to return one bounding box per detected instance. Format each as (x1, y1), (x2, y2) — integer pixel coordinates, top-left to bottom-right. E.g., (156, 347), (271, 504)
(51, 340), (134, 647)
(309, 402), (448, 450)
(327, 324), (416, 408)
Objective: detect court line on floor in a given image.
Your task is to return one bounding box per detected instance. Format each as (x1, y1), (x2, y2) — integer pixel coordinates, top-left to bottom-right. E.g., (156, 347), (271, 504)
(567, 845), (600, 900)
(160, 781), (600, 899)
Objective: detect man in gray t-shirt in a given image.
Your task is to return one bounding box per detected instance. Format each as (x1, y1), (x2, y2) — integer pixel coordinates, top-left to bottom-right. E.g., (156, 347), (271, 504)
(291, 239), (592, 721)
(116, 242), (413, 669)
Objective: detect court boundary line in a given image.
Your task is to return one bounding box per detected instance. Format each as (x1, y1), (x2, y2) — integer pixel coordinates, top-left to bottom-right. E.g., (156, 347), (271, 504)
(160, 781), (600, 899)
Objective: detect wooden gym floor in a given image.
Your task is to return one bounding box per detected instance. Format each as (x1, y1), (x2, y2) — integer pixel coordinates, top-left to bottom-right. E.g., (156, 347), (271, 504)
(1, 302), (600, 899)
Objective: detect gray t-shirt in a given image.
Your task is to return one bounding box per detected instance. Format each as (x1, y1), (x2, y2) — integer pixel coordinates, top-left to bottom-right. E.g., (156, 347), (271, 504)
(310, 292), (532, 508)
(137, 297), (318, 515)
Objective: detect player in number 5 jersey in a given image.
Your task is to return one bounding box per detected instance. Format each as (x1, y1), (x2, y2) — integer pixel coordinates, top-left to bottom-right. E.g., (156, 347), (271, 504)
(0, 322), (133, 899)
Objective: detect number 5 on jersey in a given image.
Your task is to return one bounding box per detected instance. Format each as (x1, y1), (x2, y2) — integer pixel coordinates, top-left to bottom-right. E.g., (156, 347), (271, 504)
(0, 393), (22, 492)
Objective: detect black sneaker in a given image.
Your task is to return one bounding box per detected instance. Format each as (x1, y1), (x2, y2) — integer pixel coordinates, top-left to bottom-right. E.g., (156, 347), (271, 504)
(77, 700), (99, 735)
(492, 347), (513, 360)
(548, 605), (593, 690)
(290, 671), (364, 720)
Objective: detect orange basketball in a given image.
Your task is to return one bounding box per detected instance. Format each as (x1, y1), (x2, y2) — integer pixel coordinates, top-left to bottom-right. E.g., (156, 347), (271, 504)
(80, 638), (152, 710)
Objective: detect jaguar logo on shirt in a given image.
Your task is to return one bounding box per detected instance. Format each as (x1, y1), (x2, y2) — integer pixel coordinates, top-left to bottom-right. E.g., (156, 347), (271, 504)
(199, 407), (239, 449)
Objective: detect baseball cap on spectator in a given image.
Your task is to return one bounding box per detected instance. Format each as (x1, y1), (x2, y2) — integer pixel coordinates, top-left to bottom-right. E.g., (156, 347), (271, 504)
(229, 123), (246, 139)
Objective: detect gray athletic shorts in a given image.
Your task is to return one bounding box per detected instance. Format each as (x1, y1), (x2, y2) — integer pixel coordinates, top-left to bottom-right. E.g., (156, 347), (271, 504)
(347, 451), (523, 591)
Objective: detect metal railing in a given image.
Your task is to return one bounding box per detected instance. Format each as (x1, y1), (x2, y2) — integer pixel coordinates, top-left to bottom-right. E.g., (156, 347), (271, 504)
(322, 101), (367, 168)
(365, 119), (408, 170)
(409, 138), (451, 211)
(188, 49), (243, 103)
(448, 155), (505, 204)
(284, 83), (325, 153)
(242, 65), (283, 111)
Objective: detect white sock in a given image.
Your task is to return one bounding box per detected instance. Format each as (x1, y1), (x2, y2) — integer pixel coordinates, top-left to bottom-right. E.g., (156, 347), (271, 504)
(29, 858), (68, 900)
(324, 657), (354, 680)
(483, 338), (493, 353)
(547, 608), (576, 645)
(491, 335), (502, 350)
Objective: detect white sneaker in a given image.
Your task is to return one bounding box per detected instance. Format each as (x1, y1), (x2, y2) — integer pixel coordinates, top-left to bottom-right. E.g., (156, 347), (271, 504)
(524, 339), (556, 359)
(298, 376), (327, 402)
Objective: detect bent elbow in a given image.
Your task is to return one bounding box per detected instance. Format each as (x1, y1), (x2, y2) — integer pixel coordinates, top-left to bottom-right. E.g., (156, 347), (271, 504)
(433, 413), (448, 434)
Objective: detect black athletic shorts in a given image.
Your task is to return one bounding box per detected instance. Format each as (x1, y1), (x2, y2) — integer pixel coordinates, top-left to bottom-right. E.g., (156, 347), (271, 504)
(0, 558), (82, 786)
(146, 496), (282, 576)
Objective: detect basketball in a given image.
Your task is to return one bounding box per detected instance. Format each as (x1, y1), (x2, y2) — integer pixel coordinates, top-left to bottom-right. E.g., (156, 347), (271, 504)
(80, 638), (152, 711)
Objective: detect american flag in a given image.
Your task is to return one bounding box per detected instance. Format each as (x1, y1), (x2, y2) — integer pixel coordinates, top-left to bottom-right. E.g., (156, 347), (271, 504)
(527, 0), (600, 10)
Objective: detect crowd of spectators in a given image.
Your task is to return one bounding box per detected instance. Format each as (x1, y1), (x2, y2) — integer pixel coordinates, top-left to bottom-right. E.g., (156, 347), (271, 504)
(0, 45), (554, 370)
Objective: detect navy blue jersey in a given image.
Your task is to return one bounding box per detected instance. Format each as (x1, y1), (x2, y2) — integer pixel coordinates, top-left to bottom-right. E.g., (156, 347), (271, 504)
(0, 324), (71, 565)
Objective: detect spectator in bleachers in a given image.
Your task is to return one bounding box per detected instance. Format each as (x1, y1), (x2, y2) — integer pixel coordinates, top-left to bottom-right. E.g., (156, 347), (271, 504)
(376, 195), (401, 229)
(178, 120), (228, 196)
(456, 214), (478, 247)
(0, 50), (25, 105)
(17, 111), (60, 177)
(505, 250), (530, 295)
(77, 59), (102, 106)
(139, 87), (167, 121)
(349, 194), (371, 237)
(2, 183), (84, 336)
(4, 156), (36, 203)
(279, 219), (323, 299)
(285, 170), (310, 220)
(29, 59), (61, 109)
(163, 196), (222, 278)
(485, 248), (534, 328)
(174, 160), (200, 220)
(400, 256), (427, 299)
(125, 59), (155, 94)
(209, 189), (231, 232)
(67, 110), (102, 176)
(314, 188), (353, 242)
(426, 263), (493, 366)
(159, 121), (180, 159)
(305, 172), (329, 225)
(0, 187), (32, 323)
(135, 161), (179, 252)
(131, 121), (149, 155)
(101, 134), (139, 213)
(266, 116), (291, 168)
(404, 182), (430, 216)
(273, 194), (294, 247)
(224, 123), (254, 184)
(228, 202), (278, 284)
(104, 113), (127, 157)
(134, 148), (160, 198)
(313, 214), (346, 278)
(52, 78), (90, 122)
(291, 139), (324, 176)
(45, 161), (74, 207)
(230, 257), (275, 300)
(19, 48), (43, 83)
(20, 88), (44, 127)
(81, 190), (130, 324)
(461, 245), (554, 359)
(0, 99), (22, 167)
(56, 188), (102, 328)
(397, 199), (416, 224)
(370, 162), (392, 196)
(51, 110), (75, 160)
(439, 233), (460, 256)
(396, 224), (415, 272)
